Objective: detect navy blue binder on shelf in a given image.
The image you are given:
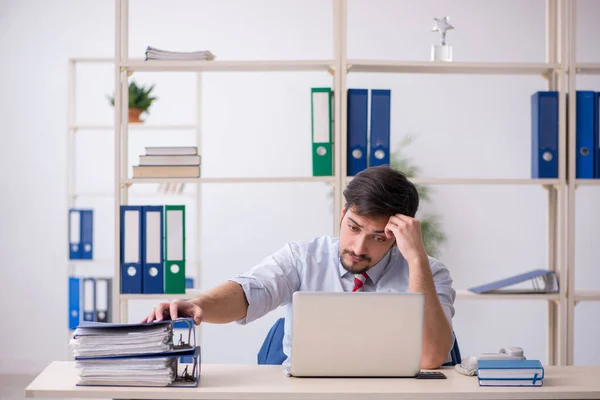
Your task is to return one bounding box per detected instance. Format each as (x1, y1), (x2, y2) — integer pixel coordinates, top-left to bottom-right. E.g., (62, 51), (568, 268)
(369, 89), (391, 167)
(80, 209), (94, 259)
(347, 88), (368, 176)
(468, 269), (559, 294)
(531, 91), (559, 178)
(575, 91), (596, 179)
(120, 205), (143, 294)
(69, 209), (94, 260)
(594, 92), (600, 178)
(142, 205), (164, 294)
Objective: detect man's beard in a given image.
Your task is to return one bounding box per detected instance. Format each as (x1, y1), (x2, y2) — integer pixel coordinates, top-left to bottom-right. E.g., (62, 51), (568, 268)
(339, 249), (371, 274)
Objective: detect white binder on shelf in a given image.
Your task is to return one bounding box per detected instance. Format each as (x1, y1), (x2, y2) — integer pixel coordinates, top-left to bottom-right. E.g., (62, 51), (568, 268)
(95, 278), (111, 322)
(82, 278), (96, 322)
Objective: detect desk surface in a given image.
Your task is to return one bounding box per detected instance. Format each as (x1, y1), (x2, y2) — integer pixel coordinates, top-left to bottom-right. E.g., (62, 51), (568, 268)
(25, 362), (600, 400)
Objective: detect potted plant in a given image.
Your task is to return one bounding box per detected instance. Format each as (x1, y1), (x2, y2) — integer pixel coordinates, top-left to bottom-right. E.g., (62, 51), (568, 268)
(390, 136), (447, 257)
(108, 80), (158, 123)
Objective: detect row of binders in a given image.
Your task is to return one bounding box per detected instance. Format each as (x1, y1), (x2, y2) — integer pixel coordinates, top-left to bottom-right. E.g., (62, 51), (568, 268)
(69, 277), (112, 330)
(477, 359), (544, 387)
(69, 209), (93, 260)
(532, 90), (600, 179)
(70, 318), (200, 387)
(121, 205), (186, 294)
(311, 88), (391, 176)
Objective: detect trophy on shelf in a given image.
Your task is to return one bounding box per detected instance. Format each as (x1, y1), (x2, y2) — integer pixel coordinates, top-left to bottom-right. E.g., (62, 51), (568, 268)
(431, 16), (454, 62)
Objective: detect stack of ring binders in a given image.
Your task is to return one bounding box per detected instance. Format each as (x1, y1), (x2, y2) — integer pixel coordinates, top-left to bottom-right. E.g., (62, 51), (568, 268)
(70, 318), (200, 387)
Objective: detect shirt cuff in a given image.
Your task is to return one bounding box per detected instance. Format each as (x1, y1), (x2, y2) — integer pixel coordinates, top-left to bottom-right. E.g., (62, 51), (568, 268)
(228, 276), (262, 325)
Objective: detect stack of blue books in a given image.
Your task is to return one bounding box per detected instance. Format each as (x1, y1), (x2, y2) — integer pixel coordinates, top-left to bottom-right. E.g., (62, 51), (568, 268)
(477, 360), (544, 387)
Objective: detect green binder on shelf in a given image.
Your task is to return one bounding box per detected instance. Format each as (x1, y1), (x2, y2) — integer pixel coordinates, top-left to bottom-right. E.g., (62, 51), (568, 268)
(311, 87), (333, 176)
(164, 205), (186, 294)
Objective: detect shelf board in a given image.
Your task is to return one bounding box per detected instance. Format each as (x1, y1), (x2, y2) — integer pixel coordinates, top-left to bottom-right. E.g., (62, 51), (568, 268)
(411, 178), (559, 185)
(574, 291), (600, 302)
(68, 259), (113, 265)
(121, 59), (335, 73)
(346, 177), (560, 185)
(122, 176), (335, 185)
(574, 63), (600, 74)
(575, 179), (600, 187)
(71, 191), (197, 198)
(120, 289), (203, 301)
(456, 290), (560, 301)
(347, 60), (560, 75)
(71, 124), (196, 131)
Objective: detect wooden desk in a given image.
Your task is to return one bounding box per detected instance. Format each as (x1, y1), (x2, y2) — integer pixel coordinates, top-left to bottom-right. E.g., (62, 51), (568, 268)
(25, 362), (600, 400)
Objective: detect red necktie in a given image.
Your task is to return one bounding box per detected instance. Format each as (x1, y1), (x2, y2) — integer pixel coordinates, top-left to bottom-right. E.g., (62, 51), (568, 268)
(353, 272), (369, 292)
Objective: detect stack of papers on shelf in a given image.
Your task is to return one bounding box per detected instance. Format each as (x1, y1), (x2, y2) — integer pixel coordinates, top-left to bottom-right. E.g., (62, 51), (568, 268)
(145, 46), (215, 61)
(133, 146), (201, 178)
(70, 319), (201, 388)
(477, 360), (544, 387)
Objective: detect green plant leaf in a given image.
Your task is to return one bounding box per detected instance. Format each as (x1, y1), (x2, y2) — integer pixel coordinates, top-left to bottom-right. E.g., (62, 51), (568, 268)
(419, 214), (447, 258)
(109, 80), (158, 112)
(389, 135), (447, 257)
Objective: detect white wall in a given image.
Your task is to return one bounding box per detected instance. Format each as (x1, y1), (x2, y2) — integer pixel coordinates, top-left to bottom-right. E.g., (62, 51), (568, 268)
(1, 0), (600, 375)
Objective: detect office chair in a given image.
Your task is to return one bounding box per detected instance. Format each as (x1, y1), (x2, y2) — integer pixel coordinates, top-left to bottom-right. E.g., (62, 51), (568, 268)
(257, 317), (462, 366)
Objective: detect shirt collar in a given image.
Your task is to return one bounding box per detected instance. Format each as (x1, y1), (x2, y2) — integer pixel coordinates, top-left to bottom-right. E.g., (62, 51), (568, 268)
(336, 244), (396, 285)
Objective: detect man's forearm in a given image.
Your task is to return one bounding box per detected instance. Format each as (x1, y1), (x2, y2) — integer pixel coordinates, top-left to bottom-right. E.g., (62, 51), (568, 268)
(189, 281), (249, 324)
(408, 257), (453, 369)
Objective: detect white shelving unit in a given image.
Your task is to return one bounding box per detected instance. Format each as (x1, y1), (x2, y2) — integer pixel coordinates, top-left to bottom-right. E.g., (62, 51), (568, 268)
(67, 56), (204, 324)
(340, 0), (569, 367)
(566, 0), (600, 365)
(106, 0), (589, 366)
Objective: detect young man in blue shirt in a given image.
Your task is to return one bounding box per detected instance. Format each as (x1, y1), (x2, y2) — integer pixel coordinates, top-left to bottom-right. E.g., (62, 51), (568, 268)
(143, 166), (455, 368)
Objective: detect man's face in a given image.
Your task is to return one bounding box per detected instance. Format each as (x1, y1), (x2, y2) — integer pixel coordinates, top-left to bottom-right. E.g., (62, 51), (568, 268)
(338, 207), (396, 274)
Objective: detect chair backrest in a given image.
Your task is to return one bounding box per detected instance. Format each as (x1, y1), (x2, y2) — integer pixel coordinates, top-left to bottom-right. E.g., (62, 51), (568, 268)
(257, 317), (462, 366)
(257, 318), (287, 365)
(444, 333), (462, 366)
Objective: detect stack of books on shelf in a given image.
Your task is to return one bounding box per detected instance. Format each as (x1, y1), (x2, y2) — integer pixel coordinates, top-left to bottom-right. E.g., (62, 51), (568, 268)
(133, 146), (201, 178)
(477, 360), (544, 387)
(145, 46), (215, 61)
(70, 319), (200, 387)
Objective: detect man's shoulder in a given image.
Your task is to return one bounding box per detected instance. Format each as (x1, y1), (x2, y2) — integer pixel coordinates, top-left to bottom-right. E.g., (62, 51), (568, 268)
(285, 236), (338, 257)
(288, 236), (339, 253)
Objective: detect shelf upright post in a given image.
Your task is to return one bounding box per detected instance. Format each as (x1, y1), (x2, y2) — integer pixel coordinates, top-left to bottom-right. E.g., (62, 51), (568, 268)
(67, 58), (76, 279)
(555, 0), (570, 366)
(544, 0), (560, 366)
(113, 0), (130, 323)
(566, 0), (577, 366)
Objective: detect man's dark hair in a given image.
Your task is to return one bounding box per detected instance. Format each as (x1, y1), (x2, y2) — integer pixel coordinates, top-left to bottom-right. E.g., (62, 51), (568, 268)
(343, 166), (419, 218)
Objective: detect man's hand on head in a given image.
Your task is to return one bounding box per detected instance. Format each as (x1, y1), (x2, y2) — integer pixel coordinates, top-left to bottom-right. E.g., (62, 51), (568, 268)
(384, 214), (428, 265)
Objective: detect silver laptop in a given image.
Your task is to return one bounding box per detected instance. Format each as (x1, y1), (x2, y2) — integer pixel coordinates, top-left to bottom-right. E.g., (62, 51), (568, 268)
(287, 291), (424, 377)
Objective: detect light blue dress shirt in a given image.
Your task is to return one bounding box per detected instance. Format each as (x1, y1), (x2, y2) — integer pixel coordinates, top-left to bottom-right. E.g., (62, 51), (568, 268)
(230, 235), (456, 365)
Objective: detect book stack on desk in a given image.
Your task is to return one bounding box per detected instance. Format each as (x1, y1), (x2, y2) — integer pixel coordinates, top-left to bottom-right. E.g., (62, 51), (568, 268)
(477, 359), (544, 387)
(69, 319), (200, 387)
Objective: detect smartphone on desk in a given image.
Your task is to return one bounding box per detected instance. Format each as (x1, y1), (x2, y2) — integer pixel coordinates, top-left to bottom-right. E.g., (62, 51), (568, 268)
(416, 371), (447, 379)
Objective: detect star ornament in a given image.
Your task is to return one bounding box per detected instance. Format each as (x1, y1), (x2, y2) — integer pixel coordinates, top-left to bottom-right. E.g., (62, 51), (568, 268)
(432, 16), (454, 45)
